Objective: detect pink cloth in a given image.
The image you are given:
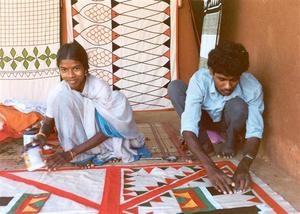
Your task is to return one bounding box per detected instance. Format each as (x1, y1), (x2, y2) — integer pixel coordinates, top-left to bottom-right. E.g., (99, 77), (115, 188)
(206, 130), (225, 144)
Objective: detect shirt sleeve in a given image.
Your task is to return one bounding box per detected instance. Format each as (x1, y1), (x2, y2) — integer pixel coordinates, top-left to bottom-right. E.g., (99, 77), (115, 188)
(180, 73), (205, 136)
(245, 85), (264, 139)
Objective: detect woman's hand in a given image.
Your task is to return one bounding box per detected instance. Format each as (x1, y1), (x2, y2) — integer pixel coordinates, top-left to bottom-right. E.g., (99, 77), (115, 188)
(23, 133), (47, 155)
(46, 151), (73, 171)
(33, 133), (47, 148)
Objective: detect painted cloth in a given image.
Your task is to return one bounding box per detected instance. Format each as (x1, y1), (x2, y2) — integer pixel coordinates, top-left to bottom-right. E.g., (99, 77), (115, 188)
(199, 0), (222, 68)
(46, 74), (144, 163)
(65, 0), (178, 111)
(0, 161), (297, 213)
(181, 68), (264, 139)
(0, 0), (60, 103)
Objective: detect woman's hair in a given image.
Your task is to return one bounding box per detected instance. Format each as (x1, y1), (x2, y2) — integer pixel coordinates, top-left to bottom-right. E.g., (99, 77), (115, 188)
(56, 41), (89, 70)
(207, 41), (249, 77)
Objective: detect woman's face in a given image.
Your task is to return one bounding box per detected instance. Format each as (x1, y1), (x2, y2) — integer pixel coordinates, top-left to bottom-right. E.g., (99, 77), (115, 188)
(59, 59), (87, 92)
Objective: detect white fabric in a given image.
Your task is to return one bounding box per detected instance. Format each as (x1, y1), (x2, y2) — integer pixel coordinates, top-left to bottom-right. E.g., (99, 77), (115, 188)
(66, 0), (178, 111)
(2, 98), (46, 115)
(46, 74), (144, 162)
(0, 0), (61, 103)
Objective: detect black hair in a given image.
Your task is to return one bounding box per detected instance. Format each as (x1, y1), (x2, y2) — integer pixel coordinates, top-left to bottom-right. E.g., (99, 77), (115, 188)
(56, 41), (89, 71)
(207, 41), (249, 77)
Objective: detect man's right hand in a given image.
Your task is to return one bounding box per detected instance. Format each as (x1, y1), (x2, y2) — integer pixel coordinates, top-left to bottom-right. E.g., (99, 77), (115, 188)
(182, 131), (234, 194)
(206, 165), (234, 194)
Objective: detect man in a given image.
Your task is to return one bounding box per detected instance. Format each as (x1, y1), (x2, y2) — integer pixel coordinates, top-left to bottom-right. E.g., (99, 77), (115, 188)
(168, 41), (264, 194)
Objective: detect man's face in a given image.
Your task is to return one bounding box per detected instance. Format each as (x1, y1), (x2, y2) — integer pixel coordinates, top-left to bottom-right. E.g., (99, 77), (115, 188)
(212, 72), (240, 96)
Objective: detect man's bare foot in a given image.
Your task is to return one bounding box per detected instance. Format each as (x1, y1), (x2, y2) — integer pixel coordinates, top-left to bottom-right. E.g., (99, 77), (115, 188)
(220, 143), (235, 159)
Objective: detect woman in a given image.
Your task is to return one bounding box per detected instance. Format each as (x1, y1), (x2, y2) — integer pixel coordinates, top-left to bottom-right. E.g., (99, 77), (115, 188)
(34, 41), (147, 170)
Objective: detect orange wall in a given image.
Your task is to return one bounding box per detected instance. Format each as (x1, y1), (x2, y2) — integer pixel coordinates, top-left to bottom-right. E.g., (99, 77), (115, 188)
(178, 0), (200, 84)
(179, 0), (300, 179)
(211, 0), (300, 179)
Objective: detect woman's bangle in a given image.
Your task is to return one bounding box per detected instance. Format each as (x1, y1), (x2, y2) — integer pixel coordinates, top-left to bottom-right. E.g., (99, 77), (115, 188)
(69, 150), (75, 160)
(243, 154), (254, 160)
(36, 132), (47, 139)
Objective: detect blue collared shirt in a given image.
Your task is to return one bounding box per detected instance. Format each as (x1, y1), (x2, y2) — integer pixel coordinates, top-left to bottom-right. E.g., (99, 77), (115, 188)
(181, 68), (264, 139)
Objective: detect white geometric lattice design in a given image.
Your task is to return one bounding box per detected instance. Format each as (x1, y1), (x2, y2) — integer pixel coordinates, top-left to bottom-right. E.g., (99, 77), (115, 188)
(68, 0), (178, 110)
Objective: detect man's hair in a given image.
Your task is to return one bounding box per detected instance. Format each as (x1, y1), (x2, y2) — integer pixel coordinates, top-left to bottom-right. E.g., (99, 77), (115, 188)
(207, 41), (249, 77)
(56, 41), (89, 71)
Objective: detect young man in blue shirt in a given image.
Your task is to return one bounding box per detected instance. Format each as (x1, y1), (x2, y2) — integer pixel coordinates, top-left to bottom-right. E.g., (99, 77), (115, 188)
(168, 41), (264, 194)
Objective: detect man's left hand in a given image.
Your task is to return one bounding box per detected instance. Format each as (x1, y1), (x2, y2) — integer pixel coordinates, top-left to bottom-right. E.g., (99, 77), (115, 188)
(232, 165), (251, 192)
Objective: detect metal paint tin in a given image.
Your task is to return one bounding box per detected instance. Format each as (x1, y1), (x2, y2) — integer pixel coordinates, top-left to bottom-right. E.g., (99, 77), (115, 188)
(23, 144), (45, 171)
(23, 127), (45, 171)
(23, 127), (38, 146)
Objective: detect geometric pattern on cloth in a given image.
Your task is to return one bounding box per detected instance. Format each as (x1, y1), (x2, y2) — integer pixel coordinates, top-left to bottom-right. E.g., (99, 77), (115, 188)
(0, 0), (61, 103)
(0, 0), (60, 79)
(4, 193), (50, 214)
(199, 0), (222, 68)
(173, 187), (216, 213)
(0, 161), (297, 213)
(67, 0), (178, 110)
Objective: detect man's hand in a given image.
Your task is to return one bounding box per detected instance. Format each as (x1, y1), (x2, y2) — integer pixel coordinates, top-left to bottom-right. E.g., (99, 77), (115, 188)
(46, 151), (72, 171)
(206, 165), (234, 194)
(232, 164), (252, 192)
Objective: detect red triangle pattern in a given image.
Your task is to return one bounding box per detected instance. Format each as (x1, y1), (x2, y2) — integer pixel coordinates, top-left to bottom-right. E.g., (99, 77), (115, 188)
(182, 171), (194, 176)
(150, 196), (163, 203)
(123, 194), (136, 201)
(112, 31), (120, 40)
(113, 75), (120, 83)
(111, 10), (119, 18)
(165, 178), (176, 184)
(143, 167), (154, 174)
(73, 30), (80, 39)
(163, 72), (171, 80)
(163, 50), (170, 58)
(72, 7), (79, 16)
(164, 28), (171, 37)
(124, 179), (135, 184)
(112, 54), (120, 62)
(164, 7), (170, 15)
(248, 197), (261, 203)
(126, 206), (139, 213)
(124, 189), (134, 194)
(124, 169), (134, 173)
(146, 186), (158, 191)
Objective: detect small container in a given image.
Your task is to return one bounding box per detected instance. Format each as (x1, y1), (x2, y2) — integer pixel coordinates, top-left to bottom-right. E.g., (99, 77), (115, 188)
(23, 127), (39, 146)
(23, 143), (46, 171)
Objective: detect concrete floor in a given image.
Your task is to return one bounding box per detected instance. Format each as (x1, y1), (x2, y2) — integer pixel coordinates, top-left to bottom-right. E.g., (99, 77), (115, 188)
(134, 111), (300, 211)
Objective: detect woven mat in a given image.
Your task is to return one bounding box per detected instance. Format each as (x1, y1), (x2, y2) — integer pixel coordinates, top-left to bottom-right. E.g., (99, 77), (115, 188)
(0, 122), (188, 170)
(0, 161), (297, 213)
(138, 122), (190, 161)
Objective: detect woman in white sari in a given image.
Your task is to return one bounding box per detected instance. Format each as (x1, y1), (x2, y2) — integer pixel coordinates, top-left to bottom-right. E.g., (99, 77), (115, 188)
(34, 42), (148, 170)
